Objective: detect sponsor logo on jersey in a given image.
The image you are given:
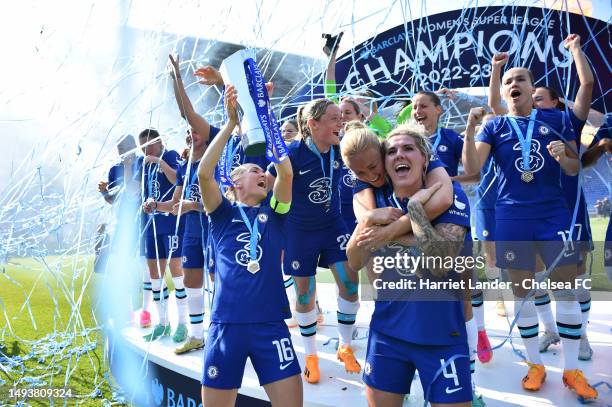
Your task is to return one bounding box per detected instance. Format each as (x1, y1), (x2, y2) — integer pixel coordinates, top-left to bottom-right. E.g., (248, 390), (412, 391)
(513, 139), (545, 175)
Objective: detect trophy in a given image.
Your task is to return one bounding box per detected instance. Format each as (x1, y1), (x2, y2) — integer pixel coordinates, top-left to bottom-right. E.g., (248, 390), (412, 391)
(219, 49), (267, 157)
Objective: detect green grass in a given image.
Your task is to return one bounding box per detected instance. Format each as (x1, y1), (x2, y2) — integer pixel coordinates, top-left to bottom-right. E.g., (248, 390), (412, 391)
(0, 256), (123, 406)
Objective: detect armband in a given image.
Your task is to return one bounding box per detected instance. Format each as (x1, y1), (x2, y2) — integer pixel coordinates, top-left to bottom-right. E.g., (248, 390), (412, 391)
(270, 196), (291, 214)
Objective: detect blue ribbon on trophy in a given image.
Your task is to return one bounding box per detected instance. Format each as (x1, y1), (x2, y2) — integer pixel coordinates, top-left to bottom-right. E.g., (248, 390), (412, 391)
(218, 49), (288, 182)
(242, 58), (288, 163)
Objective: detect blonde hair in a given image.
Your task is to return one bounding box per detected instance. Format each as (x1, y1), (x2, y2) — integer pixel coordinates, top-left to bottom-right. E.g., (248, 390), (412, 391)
(384, 124), (433, 166)
(223, 163), (260, 202)
(340, 121), (381, 164)
(296, 99), (336, 141)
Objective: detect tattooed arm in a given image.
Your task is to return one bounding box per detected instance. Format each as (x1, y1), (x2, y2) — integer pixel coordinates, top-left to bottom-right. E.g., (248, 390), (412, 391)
(406, 199), (466, 277)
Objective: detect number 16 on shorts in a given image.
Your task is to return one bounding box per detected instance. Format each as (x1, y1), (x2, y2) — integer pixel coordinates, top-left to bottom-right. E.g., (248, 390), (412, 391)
(272, 338), (295, 370)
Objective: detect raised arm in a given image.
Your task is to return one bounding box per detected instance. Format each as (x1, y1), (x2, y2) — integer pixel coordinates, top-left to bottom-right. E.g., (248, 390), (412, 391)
(488, 53), (508, 116)
(323, 32), (342, 102)
(565, 34), (593, 121)
(462, 107), (491, 175)
(198, 85), (238, 213)
(271, 151), (293, 205)
(168, 54), (213, 143)
(143, 155), (177, 184)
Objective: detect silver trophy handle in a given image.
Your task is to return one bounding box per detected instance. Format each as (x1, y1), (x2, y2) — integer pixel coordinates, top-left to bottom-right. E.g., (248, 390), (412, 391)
(219, 49), (267, 157)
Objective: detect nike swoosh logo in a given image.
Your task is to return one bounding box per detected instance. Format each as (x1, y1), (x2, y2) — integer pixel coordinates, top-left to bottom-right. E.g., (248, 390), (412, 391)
(231, 219), (243, 223)
(445, 386), (462, 394)
(500, 132), (512, 138)
(280, 362), (293, 370)
(299, 169), (311, 175)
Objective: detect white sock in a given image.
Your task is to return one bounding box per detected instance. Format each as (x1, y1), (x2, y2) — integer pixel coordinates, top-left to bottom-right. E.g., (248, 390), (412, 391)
(534, 270), (557, 333)
(142, 271), (152, 311)
(186, 287), (204, 339)
(296, 309), (318, 355)
(337, 296), (359, 347)
(575, 274), (591, 336)
(151, 278), (169, 325)
(554, 290), (581, 371)
(515, 298), (542, 365)
(172, 276), (188, 324)
(471, 291), (485, 331)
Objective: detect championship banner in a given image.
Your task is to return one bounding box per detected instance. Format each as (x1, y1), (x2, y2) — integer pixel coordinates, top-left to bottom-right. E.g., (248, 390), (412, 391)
(285, 6), (610, 114)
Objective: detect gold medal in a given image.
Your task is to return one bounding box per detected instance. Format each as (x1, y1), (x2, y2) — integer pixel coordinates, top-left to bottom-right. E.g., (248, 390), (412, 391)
(521, 171), (534, 183)
(247, 260), (260, 274)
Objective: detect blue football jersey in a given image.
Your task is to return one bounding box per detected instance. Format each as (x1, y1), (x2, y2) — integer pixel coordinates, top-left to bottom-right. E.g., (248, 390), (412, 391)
(369, 183), (471, 345)
(429, 127), (464, 177)
(107, 163), (124, 193)
(339, 163), (356, 220)
(137, 150), (182, 235)
(594, 114), (611, 143)
(560, 109), (589, 227)
(176, 161), (207, 239)
(107, 160), (141, 212)
(475, 155), (498, 210)
(476, 108), (576, 219)
(208, 194), (291, 323)
(268, 140), (342, 230)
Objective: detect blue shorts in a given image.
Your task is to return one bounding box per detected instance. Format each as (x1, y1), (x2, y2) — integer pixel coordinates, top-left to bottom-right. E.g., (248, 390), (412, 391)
(475, 209), (495, 241)
(144, 233), (182, 260)
(496, 214), (580, 272)
(202, 321), (301, 389)
(182, 235), (204, 269)
(284, 220), (349, 277)
(363, 329), (471, 403)
(568, 206), (594, 254)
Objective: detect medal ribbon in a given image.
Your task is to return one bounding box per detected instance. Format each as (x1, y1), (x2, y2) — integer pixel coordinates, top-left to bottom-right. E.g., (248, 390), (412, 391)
(431, 128), (443, 153)
(507, 109), (537, 173)
(237, 204), (260, 265)
(390, 192), (408, 213)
